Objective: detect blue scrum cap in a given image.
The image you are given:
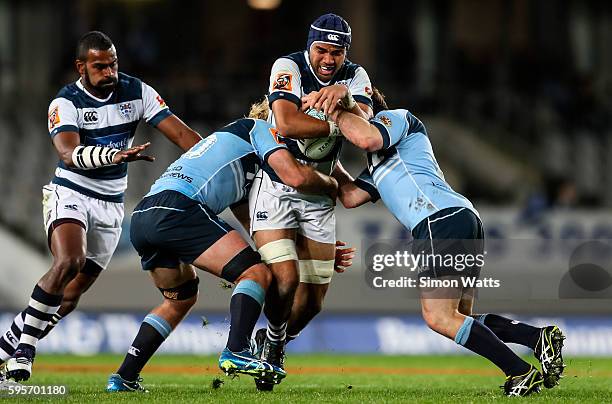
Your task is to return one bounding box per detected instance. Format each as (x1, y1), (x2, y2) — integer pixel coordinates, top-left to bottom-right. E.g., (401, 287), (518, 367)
(307, 13), (351, 51)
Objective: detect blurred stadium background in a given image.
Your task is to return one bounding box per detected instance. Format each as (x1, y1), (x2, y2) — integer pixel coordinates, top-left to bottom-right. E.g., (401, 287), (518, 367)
(1, 0), (612, 358)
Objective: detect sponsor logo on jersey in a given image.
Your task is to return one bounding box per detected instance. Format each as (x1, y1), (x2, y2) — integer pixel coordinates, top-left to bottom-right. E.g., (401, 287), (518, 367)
(327, 33), (339, 41)
(273, 72), (292, 91)
(256, 211), (268, 221)
(269, 128), (284, 144)
(378, 116), (392, 127)
(87, 134), (129, 150)
(156, 95), (167, 108)
(64, 204), (78, 211)
(118, 102), (134, 120)
(48, 106), (60, 129)
(83, 110), (98, 124)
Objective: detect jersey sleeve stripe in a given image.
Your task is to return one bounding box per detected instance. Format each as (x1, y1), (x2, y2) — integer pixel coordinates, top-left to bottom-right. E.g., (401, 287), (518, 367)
(263, 146), (287, 164)
(146, 109), (173, 127)
(354, 177), (380, 202)
(371, 121), (391, 149)
(268, 91), (300, 107)
(354, 94), (373, 108)
(49, 125), (79, 138)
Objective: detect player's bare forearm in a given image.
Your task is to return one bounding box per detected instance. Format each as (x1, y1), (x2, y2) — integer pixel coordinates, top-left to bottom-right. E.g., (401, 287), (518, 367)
(268, 149), (338, 200)
(334, 110), (383, 151)
(353, 101), (373, 120)
(331, 161), (355, 187)
(272, 99), (330, 139)
(338, 182), (371, 209)
(294, 165), (338, 200)
(156, 115), (202, 151)
(52, 131), (81, 168)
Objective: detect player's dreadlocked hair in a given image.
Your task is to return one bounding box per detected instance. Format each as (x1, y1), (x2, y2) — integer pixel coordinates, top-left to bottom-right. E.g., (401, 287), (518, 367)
(248, 96), (270, 120)
(371, 87), (388, 115)
(76, 31), (114, 61)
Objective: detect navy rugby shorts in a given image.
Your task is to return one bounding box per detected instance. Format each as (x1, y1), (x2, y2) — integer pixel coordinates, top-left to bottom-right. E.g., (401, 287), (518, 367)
(130, 190), (233, 271)
(411, 207), (484, 279)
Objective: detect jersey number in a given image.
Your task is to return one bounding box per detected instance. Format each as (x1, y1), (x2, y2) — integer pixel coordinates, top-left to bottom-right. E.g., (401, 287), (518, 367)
(184, 135), (217, 159)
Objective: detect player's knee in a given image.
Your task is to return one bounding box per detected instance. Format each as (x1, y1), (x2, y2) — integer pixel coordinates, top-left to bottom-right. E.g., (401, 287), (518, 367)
(166, 294), (197, 317)
(221, 247), (264, 285)
(239, 263), (272, 289)
(275, 272), (300, 301)
(52, 255), (86, 281)
(60, 296), (80, 316)
(421, 307), (451, 334)
(158, 277), (199, 313)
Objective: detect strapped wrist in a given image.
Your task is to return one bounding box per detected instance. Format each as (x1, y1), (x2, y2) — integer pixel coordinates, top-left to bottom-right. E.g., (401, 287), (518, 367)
(339, 86), (357, 110)
(328, 120), (343, 137)
(72, 145), (120, 169)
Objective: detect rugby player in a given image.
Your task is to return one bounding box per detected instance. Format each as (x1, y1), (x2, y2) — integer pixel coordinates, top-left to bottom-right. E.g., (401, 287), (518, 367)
(248, 13), (372, 389)
(106, 118), (338, 391)
(0, 31), (202, 382)
(310, 87), (566, 396)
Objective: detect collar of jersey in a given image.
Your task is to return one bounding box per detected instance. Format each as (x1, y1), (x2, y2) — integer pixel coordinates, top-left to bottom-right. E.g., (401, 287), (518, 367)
(303, 50), (333, 87)
(76, 78), (114, 103)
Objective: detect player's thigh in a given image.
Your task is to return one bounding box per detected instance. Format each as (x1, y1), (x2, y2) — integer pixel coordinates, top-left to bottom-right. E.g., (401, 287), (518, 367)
(458, 287), (475, 315)
(253, 228), (299, 284)
(253, 228), (296, 249)
(49, 223), (87, 262)
(296, 234), (335, 260)
(296, 234), (335, 286)
(192, 230), (257, 277)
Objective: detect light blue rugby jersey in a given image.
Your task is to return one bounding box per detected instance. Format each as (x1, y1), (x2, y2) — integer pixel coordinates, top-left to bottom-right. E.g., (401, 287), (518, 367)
(47, 72), (172, 202)
(147, 119), (287, 214)
(354, 109), (478, 231)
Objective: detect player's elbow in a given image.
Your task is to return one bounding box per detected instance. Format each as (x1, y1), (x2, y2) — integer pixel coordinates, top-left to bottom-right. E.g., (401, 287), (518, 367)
(281, 168), (308, 189)
(339, 194), (359, 209)
(362, 136), (383, 152)
(60, 151), (75, 168)
(274, 119), (294, 138)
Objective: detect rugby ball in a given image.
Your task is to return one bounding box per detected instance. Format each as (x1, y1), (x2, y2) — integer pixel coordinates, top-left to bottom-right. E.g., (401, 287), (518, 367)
(297, 108), (339, 160)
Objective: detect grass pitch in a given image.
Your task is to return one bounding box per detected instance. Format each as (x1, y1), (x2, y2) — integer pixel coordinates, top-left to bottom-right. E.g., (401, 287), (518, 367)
(7, 354), (612, 403)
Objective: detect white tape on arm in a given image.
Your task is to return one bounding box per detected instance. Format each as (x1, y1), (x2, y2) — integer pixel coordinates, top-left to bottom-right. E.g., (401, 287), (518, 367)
(71, 145), (120, 169)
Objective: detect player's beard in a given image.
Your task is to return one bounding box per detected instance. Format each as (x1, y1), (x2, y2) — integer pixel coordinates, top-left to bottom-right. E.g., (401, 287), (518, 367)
(84, 69), (117, 97)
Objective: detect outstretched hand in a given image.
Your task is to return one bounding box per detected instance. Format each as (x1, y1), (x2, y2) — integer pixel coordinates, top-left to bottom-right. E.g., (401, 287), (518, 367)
(112, 142), (155, 164)
(334, 240), (356, 273)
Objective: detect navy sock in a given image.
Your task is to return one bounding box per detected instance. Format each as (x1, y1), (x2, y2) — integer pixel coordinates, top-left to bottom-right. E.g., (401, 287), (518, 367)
(226, 280), (265, 352)
(456, 317), (531, 376)
(474, 314), (541, 349)
(17, 285), (62, 353)
(117, 314), (172, 381)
